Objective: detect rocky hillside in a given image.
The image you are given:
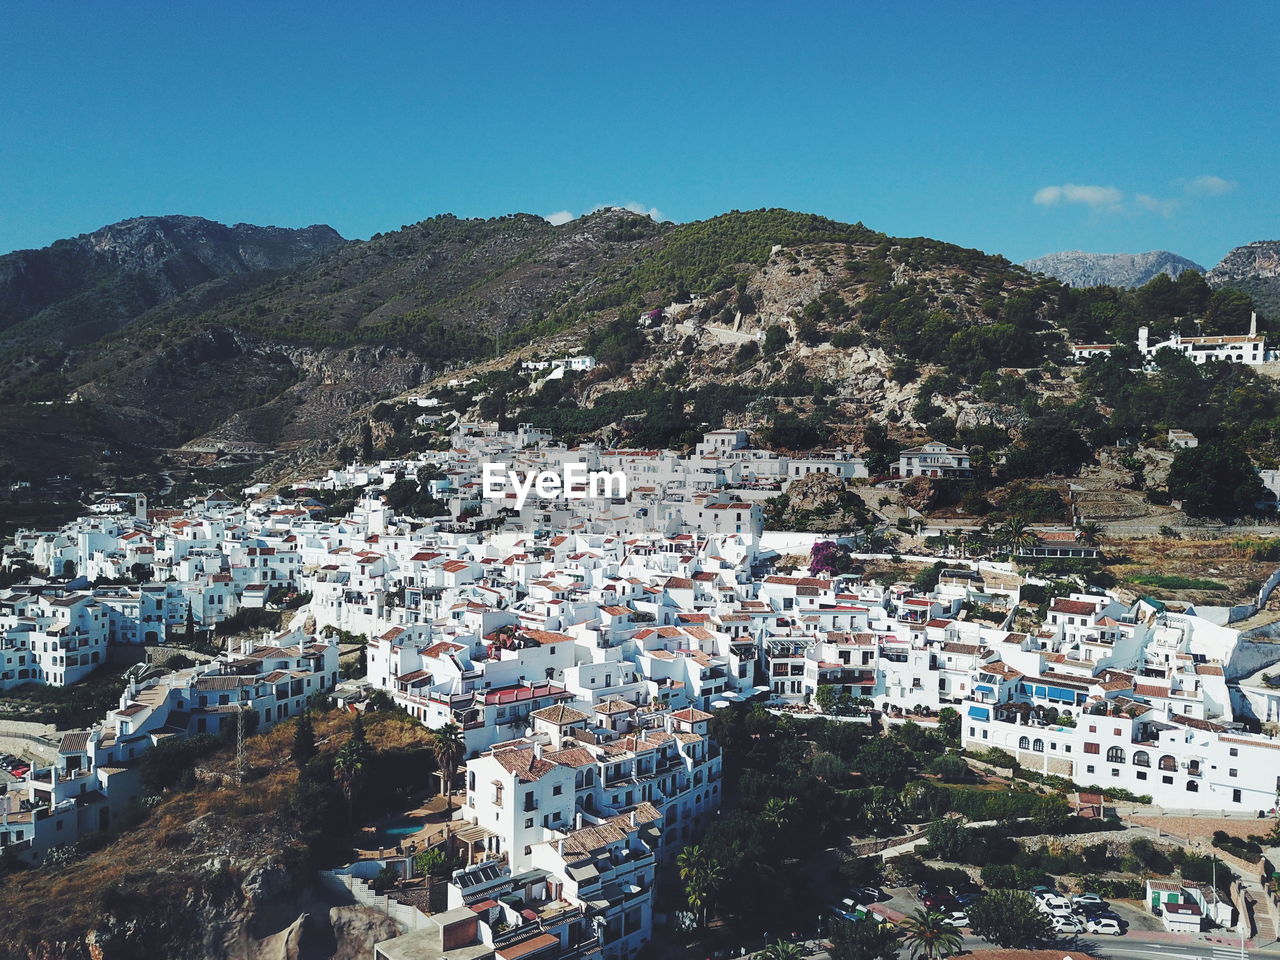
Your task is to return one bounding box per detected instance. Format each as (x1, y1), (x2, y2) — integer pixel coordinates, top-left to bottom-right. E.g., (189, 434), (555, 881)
(1022, 250), (1204, 288)
(1207, 240), (1280, 318)
(0, 708), (428, 960)
(0, 216), (346, 400)
(2, 207), (1276, 509)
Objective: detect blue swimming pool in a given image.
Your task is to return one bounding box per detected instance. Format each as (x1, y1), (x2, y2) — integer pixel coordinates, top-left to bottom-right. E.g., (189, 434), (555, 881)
(380, 825), (421, 838)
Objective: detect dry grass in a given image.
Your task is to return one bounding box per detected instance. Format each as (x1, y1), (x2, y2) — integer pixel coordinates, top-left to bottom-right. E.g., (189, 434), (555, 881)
(1107, 537), (1272, 604)
(0, 708), (432, 957)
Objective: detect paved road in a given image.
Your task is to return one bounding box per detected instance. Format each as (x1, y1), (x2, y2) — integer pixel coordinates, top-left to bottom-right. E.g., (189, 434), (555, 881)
(750, 935), (1273, 960)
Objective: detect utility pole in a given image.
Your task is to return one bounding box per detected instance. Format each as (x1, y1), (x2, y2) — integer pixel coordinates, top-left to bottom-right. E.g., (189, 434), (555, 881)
(235, 704), (246, 785)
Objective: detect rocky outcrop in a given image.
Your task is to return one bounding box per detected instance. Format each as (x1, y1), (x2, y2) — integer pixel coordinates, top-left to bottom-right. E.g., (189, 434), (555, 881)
(0, 216), (345, 333)
(1206, 241), (1280, 319)
(1022, 250), (1205, 288)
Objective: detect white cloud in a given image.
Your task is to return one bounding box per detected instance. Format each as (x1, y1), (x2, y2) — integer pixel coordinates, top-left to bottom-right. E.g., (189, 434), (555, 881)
(614, 201), (666, 221)
(1033, 183), (1124, 209)
(544, 210), (576, 226)
(1134, 193), (1180, 217)
(1183, 174), (1236, 197)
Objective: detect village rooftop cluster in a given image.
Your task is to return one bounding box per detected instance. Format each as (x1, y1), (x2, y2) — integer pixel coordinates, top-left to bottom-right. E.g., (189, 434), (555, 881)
(4, 422), (1280, 959)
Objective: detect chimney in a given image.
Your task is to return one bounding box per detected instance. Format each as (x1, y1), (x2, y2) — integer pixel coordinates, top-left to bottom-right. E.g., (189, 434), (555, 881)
(1251, 311), (1258, 337)
(1137, 325), (1149, 353)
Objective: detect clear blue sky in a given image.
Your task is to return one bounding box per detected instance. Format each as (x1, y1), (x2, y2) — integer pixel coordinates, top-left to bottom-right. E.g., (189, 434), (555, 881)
(2, 1), (1276, 267)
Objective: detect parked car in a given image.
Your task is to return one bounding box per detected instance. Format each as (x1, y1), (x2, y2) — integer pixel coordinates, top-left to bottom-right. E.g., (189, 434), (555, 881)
(1086, 917), (1123, 936)
(942, 911), (969, 927)
(1038, 896), (1073, 914)
(954, 891), (984, 907)
(1082, 909), (1125, 926)
(922, 893), (958, 911)
(1029, 885), (1056, 898)
(1053, 916), (1086, 935)
(851, 886), (884, 904)
(1073, 893), (1106, 908)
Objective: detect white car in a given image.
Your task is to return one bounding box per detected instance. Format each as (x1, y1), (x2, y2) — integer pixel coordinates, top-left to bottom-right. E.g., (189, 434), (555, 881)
(1073, 893), (1105, 908)
(1038, 895), (1072, 913)
(1053, 916), (1086, 935)
(942, 911), (968, 927)
(1086, 917), (1123, 936)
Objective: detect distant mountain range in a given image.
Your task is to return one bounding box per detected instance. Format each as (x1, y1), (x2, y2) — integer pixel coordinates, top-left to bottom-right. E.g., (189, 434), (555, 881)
(1022, 249), (1205, 288)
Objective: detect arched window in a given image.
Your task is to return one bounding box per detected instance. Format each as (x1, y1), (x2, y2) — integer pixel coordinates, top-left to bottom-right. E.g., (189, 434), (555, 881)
(1132, 750), (1150, 768)
(1019, 736), (1031, 750)
(1187, 780), (1199, 792)
(1106, 746), (1126, 763)
(1158, 755), (1177, 772)
(1032, 739), (1045, 753)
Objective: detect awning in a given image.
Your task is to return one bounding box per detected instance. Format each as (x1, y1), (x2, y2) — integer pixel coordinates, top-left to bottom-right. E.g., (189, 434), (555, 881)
(967, 705), (991, 721)
(974, 684), (994, 694)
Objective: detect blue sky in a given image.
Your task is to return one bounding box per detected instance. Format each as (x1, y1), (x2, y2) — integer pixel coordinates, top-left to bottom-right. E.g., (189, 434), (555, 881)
(2, 1), (1276, 267)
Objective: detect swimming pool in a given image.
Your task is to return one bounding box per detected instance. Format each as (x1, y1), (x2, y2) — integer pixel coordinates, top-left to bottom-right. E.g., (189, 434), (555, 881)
(380, 825), (421, 838)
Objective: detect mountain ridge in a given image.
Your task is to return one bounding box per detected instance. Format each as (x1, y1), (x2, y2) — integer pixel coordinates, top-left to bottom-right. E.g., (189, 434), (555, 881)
(1022, 249), (1205, 288)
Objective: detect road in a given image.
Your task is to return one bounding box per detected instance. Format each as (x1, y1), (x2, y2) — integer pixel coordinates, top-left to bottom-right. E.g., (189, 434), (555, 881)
(756, 934), (1274, 960)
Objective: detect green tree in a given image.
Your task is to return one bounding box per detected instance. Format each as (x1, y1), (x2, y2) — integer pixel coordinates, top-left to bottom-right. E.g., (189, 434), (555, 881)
(936, 707), (961, 742)
(1032, 793), (1072, 834)
(967, 889), (1052, 948)
(430, 722), (466, 811)
(334, 714), (372, 823)
(898, 908), (963, 960)
(925, 816), (968, 862)
(764, 325), (792, 354)
(829, 916), (900, 960)
(677, 844), (724, 928)
(291, 712), (317, 769)
(1167, 441), (1267, 518)
(857, 737), (911, 790)
(814, 685), (839, 715)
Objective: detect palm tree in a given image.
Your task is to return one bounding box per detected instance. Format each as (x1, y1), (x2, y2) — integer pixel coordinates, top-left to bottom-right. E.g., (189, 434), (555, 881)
(761, 795), (796, 835)
(899, 908), (963, 960)
(1076, 520), (1104, 548)
(760, 941), (805, 960)
(334, 720), (372, 824)
(676, 844), (723, 928)
(430, 722), (466, 812)
(996, 516), (1036, 557)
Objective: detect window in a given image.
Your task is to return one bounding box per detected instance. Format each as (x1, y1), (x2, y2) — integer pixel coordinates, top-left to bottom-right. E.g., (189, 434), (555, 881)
(1133, 751), (1150, 768)
(1032, 739), (1044, 753)
(1162, 775), (1173, 785)
(1019, 736), (1031, 750)
(1229, 769), (1237, 778)
(553, 784), (563, 795)
(1136, 771), (1147, 780)
(1230, 747), (1239, 757)
(1084, 743), (1100, 755)
(1106, 746), (1126, 764)
(1158, 755), (1177, 772)
(1086, 764), (1095, 774)
(1233, 789), (1242, 803)
(1187, 780), (1199, 792)
(524, 818), (534, 828)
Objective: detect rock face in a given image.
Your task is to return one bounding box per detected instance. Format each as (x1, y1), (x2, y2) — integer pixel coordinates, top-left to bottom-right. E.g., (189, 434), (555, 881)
(1022, 250), (1205, 288)
(0, 215), (346, 332)
(1206, 240), (1280, 318)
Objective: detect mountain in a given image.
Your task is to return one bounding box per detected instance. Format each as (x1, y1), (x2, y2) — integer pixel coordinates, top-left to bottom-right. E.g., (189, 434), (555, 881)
(1206, 240), (1280, 319)
(4, 207), (1278, 523)
(0, 215), (346, 400)
(1022, 250), (1205, 288)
